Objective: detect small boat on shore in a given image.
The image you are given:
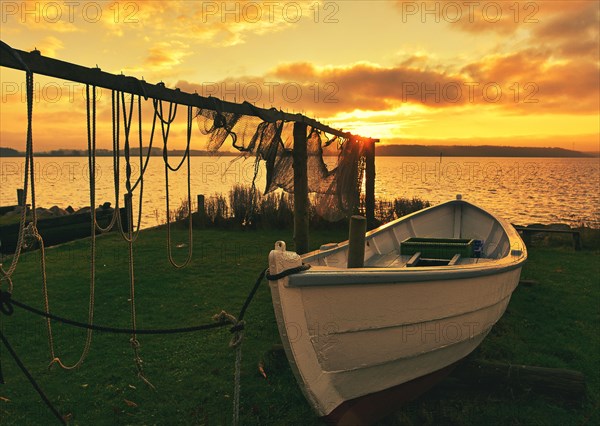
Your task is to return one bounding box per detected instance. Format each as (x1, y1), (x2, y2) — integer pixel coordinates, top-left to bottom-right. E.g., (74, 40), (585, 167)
(267, 196), (527, 424)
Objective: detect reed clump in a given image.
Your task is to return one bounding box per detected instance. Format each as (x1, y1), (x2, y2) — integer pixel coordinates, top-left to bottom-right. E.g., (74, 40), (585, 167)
(186, 184), (431, 229)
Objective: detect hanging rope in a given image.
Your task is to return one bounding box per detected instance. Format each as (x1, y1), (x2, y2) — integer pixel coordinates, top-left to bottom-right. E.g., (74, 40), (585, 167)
(0, 66), (34, 292)
(0, 47), (65, 423)
(155, 99), (193, 268)
(129, 94), (158, 194)
(45, 84), (101, 370)
(89, 90), (118, 234)
(118, 92), (153, 388)
(0, 64), (66, 372)
(115, 92), (140, 241)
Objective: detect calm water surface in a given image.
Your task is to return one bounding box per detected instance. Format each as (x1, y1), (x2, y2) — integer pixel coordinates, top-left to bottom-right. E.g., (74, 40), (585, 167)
(1, 156), (598, 228)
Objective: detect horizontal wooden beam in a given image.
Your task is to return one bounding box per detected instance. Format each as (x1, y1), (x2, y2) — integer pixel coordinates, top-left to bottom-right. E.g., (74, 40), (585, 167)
(447, 359), (586, 404)
(0, 43), (379, 144)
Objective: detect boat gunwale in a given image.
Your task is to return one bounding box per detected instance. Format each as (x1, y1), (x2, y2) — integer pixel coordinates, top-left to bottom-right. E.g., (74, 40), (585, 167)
(287, 260), (524, 286)
(289, 199), (526, 287)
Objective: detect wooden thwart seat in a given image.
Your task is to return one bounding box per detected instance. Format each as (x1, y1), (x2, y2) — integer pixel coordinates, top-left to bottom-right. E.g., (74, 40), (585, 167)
(406, 252), (421, 267)
(405, 252), (462, 267)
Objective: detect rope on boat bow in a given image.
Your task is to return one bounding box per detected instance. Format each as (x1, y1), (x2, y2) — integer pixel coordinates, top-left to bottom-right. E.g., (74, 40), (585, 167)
(266, 263), (311, 281)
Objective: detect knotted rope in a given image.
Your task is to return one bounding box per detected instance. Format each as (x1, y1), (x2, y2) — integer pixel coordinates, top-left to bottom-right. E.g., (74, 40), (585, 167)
(212, 310), (245, 426)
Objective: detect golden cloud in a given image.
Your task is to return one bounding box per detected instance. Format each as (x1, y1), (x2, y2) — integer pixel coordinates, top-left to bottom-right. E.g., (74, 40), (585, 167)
(30, 35), (64, 58)
(174, 46), (598, 119)
(393, 1), (599, 62)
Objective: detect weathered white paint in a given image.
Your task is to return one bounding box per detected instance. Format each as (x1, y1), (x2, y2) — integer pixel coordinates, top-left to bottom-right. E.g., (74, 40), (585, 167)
(268, 199), (527, 416)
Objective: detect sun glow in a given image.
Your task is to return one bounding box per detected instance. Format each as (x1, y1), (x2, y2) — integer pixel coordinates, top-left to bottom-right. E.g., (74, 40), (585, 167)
(0, 1), (597, 152)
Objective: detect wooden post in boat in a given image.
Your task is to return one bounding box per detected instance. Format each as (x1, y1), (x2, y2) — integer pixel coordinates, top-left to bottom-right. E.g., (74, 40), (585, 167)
(365, 139), (376, 229)
(293, 122), (309, 254)
(348, 215), (366, 268)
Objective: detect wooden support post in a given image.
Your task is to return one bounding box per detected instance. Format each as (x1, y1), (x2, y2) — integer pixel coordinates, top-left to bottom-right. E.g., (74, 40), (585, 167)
(365, 139), (376, 229)
(519, 279), (539, 286)
(348, 215), (366, 268)
(521, 230), (532, 248)
(572, 232), (582, 251)
(193, 194), (206, 228)
(197, 194), (205, 216)
(124, 194), (133, 235)
(516, 227), (582, 251)
(447, 359), (586, 403)
(16, 189), (24, 206)
(293, 122), (309, 255)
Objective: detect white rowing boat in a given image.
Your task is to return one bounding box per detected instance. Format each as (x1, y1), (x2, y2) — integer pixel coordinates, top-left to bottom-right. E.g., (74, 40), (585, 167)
(267, 196), (527, 424)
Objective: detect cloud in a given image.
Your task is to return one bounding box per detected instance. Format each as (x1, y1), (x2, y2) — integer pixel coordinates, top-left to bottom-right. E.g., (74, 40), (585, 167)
(31, 35), (64, 58)
(532, 2), (600, 60)
(174, 47), (598, 118)
(2, 1), (81, 33)
(394, 1), (599, 61)
(105, 1), (322, 47)
(393, 0), (532, 34)
(461, 49), (599, 114)
(144, 41), (190, 69)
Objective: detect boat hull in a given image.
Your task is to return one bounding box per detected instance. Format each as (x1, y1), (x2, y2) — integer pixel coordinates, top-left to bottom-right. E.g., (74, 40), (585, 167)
(267, 199), (527, 423)
(269, 268), (520, 419)
(323, 359), (460, 425)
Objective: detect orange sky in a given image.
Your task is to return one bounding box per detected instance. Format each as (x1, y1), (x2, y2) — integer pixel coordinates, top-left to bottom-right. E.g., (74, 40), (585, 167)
(0, 0), (599, 152)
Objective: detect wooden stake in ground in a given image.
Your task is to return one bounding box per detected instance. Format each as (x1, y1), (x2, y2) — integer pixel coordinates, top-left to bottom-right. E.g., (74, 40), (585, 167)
(447, 359), (586, 404)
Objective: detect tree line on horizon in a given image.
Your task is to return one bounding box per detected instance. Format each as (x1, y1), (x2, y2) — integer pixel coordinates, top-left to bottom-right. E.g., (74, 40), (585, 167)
(0, 145), (594, 158)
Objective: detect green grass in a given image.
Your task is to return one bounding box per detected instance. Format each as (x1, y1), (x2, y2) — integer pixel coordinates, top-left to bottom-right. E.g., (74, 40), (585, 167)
(0, 228), (598, 425)
(377, 246), (600, 426)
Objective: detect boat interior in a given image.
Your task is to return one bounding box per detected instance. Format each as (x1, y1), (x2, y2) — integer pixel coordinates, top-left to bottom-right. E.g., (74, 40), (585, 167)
(305, 200), (513, 269)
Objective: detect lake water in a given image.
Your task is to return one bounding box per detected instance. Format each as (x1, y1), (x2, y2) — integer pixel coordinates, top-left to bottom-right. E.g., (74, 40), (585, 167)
(1, 156), (598, 228)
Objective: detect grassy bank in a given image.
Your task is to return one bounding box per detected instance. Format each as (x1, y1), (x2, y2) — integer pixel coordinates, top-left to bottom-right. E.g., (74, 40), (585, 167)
(0, 227), (598, 425)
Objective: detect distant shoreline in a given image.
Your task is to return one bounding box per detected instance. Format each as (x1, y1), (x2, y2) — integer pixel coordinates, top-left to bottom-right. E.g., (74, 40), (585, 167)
(1, 145), (596, 158)
(374, 144), (595, 158)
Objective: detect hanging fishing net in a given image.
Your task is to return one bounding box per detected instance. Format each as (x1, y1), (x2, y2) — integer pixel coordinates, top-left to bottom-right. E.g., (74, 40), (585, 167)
(195, 100), (366, 221)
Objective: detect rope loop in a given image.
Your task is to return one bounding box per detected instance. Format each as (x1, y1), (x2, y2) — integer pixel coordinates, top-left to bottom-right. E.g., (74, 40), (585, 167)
(23, 221), (37, 238)
(213, 310), (245, 348)
(212, 308), (245, 426)
(47, 357), (60, 369)
(229, 322), (245, 334)
(0, 271), (13, 292)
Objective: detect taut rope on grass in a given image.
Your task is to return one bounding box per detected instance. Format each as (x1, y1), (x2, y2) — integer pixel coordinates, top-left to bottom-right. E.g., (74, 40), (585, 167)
(0, 265), (308, 425)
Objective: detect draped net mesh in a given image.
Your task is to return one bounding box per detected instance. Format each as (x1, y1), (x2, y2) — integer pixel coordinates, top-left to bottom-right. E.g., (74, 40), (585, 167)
(196, 104), (366, 221)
